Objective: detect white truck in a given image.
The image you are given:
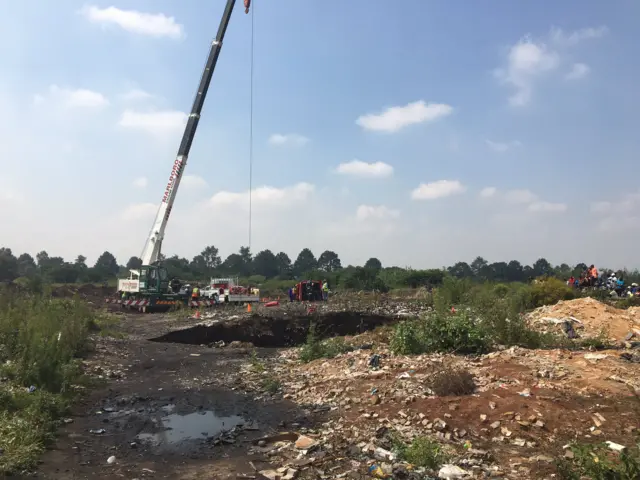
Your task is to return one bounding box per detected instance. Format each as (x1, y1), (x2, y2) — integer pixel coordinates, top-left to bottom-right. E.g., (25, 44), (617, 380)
(210, 277), (260, 303)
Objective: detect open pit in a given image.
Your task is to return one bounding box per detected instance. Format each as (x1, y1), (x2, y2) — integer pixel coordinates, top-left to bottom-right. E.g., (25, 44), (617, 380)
(149, 311), (397, 347)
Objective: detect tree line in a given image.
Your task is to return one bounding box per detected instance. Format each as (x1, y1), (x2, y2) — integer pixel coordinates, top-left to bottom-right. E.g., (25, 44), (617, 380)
(0, 245), (637, 290)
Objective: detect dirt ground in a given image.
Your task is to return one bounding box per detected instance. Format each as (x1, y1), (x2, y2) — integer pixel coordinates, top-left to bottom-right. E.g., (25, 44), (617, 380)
(35, 299), (640, 479)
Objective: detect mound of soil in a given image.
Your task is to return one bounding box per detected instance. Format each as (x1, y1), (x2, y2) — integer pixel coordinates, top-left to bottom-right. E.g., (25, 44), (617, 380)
(527, 297), (640, 341)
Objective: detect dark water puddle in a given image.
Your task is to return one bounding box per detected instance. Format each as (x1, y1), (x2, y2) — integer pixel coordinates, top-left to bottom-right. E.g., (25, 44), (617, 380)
(137, 410), (245, 446)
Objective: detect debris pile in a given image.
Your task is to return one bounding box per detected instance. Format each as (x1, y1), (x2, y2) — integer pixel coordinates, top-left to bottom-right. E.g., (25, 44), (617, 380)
(526, 297), (640, 341)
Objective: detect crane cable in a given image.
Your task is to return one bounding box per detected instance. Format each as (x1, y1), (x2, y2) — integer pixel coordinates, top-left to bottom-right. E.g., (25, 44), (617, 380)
(247, 0), (255, 251)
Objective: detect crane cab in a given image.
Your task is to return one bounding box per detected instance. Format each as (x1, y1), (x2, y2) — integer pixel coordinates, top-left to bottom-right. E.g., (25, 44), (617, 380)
(117, 264), (170, 295)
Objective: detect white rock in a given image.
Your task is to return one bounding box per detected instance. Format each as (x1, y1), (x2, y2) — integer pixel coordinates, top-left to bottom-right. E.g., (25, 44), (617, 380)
(107, 456), (116, 465)
(438, 464), (470, 479)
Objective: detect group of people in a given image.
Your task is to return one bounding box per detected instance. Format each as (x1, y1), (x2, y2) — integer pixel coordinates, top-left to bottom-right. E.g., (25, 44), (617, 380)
(288, 279), (330, 302)
(567, 265), (640, 297)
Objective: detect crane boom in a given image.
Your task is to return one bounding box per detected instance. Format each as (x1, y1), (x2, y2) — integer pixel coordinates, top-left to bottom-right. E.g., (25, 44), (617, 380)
(140, 0), (249, 266)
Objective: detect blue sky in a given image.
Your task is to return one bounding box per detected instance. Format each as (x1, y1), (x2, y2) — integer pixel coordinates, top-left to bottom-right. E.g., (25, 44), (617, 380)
(1, 0), (639, 269)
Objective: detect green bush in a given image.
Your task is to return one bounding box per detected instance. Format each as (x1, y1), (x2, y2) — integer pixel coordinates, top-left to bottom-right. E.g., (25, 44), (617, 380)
(390, 311), (490, 356)
(556, 442), (640, 480)
(528, 277), (575, 309)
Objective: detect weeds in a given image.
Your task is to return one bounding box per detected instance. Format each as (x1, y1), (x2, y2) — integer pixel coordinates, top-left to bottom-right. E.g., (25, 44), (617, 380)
(0, 288), (94, 474)
(249, 349), (265, 373)
(428, 366), (476, 396)
(393, 435), (450, 470)
(556, 442), (640, 480)
(299, 324), (351, 363)
(262, 376), (281, 394)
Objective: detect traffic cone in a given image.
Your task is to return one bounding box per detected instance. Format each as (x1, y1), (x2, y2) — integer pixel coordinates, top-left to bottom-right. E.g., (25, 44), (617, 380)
(247, 303), (252, 313)
(195, 310), (201, 319)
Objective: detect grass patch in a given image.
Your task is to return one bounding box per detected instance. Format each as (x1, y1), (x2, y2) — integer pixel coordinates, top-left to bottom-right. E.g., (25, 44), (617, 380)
(0, 287), (94, 474)
(299, 325), (351, 363)
(428, 366), (476, 396)
(556, 442), (640, 480)
(392, 435), (450, 470)
(262, 376), (281, 394)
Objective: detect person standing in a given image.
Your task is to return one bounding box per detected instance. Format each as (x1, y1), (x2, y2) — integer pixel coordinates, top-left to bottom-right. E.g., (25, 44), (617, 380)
(322, 279), (329, 301)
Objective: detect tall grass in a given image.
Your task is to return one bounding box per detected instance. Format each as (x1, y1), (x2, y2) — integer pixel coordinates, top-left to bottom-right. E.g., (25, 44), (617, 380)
(0, 287), (94, 474)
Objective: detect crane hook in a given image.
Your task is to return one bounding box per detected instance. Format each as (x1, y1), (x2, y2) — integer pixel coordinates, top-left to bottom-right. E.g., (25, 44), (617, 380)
(244, 0), (251, 14)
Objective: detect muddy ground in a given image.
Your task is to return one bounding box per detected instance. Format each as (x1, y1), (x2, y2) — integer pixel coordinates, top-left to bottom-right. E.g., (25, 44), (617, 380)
(35, 300), (640, 479)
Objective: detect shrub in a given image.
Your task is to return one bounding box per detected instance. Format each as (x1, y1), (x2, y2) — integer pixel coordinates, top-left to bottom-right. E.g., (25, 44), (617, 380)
(528, 277), (575, 309)
(395, 436), (450, 470)
(390, 311), (490, 356)
(556, 442), (640, 480)
(429, 367), (476, 396)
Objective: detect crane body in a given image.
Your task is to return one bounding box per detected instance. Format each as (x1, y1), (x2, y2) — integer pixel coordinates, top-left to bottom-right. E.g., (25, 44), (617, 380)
(111, 0), (258, 311)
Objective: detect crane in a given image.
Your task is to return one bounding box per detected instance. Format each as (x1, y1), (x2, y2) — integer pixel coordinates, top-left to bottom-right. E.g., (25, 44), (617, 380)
(112, 0), (253, 311)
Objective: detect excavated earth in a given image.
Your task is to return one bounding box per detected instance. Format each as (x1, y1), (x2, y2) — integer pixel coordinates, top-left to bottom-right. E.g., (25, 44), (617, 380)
(36, 298), (640, 479)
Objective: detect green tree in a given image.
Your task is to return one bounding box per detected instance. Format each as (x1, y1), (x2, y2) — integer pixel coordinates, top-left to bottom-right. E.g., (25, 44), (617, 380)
(0, 248), (19, 282)
(448, 261), (472, 278)
(318, 250), (342, 272)
(93, 251), (119, 277)
(201, 245), (221, 274)
(126, 256), (142, 269)
(364, 257), (382, 271)
(17, 253), (36, 277)
(533, 258), (552, 277)
(275, 252), (292, 278)
(252, 249), (279, 278)
(293, 248), (317, 276)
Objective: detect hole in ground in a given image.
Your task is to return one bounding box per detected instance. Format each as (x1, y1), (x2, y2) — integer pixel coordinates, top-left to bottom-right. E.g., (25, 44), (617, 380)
(149, 312), (397, 347)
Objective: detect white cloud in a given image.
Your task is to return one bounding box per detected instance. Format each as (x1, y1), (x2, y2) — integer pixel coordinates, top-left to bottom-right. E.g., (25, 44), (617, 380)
(181, 174), (208, 190)
(335, 160), (393, 178)
(479, 187), (497, 198)
(118, 110), (187, 135)
(528, 201), (567, 213)
(504, 189), (538, 204)
(495, 26), (607, 106)
(133, 177), (148, 188)
(36, 85), (109, 108)
(411, 180), (466, 200)
(590, 201), (612, 214)
(565, 63), (590, 80)
(494, 36), (559, 107)
(121, 89), (154, 101)
(209, 182), (314, 209)
(356, 205), (400, 221)
(356, 100), (453, 133)
(485, 139), (522, 152)
(590, 192), (640, 232)
(550, 26), (608, 46)
(122, 203), (157, 221)
(267, 133), (309, 146)
(80, 5), (184, 39)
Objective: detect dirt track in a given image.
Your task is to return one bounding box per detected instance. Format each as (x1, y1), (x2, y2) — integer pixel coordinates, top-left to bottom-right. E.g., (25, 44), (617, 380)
(39, 312), (330, 479)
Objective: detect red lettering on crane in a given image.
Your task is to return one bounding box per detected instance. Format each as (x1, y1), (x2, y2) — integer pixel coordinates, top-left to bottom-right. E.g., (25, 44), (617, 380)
(162, 158), (183, 203)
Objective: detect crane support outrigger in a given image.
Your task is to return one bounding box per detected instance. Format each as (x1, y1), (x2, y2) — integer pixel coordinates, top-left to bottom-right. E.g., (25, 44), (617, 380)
(107, 0), (256, 312)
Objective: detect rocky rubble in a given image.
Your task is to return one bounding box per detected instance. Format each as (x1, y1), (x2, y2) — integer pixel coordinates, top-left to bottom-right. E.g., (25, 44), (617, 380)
(235, 335), (640, 479)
